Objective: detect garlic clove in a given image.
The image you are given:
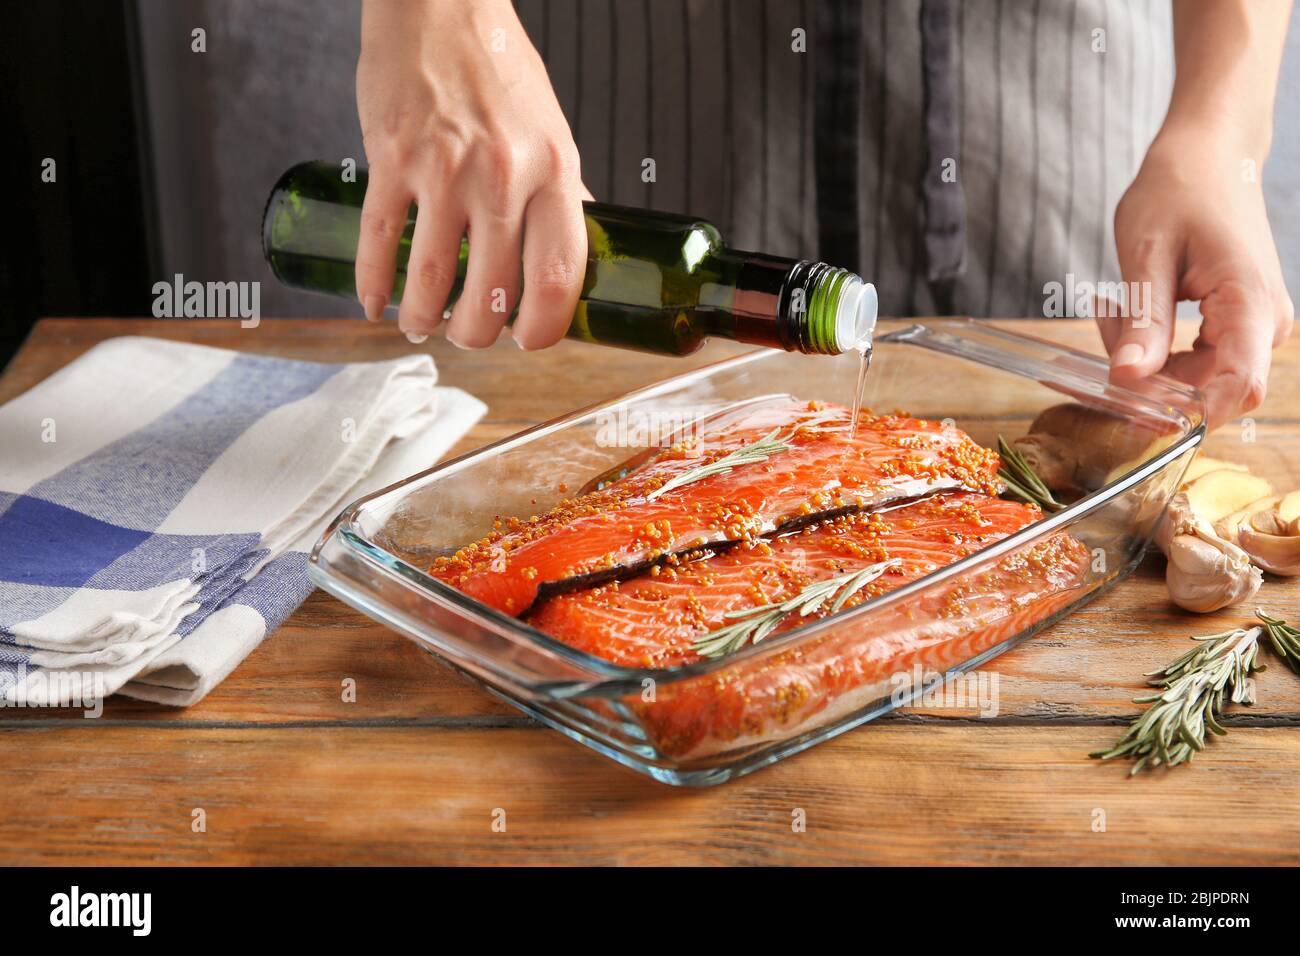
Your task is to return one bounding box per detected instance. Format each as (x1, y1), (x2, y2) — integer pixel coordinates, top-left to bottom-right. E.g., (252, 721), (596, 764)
(1237, 509), (1300, 576)
(1154, 491), (1198, 555)
(1214, 493), (1281, 544)
(1277, 490), (1300, 535)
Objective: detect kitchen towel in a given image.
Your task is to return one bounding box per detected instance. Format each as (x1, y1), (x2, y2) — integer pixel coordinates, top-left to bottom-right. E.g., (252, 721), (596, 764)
(0, 336), (485, 708)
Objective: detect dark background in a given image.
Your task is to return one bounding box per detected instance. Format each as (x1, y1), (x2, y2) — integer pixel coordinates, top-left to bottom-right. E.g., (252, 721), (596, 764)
(1, 1), (160, 367)
(0, 0), (371, 371)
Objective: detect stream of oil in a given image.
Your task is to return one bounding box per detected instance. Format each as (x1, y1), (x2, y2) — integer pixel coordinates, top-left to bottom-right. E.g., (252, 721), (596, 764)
(848, 343), (874, 434)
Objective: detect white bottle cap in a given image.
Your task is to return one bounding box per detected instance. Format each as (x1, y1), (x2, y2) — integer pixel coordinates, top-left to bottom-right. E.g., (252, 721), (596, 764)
(833, 277), (879, 353)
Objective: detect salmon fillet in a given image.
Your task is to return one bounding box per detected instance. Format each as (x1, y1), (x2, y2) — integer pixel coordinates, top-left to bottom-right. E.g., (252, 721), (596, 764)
(431, 397), (1002, 615)
(641, 558), (1087, 760)
(527, 493), (1046, 667)
(526, 493), (1091, 758)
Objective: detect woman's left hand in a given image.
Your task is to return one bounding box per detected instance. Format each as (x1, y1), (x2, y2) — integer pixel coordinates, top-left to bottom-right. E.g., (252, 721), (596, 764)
(1101, 129), (1294, 430)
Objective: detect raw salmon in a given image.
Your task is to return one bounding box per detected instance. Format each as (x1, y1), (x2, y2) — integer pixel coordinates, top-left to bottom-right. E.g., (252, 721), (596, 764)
(526, 493), (1051, 668)
(635, 540), (1088, 760)
(431, 397), (1001, 615)
(639, 546), (1086, 764)
(527, 492), (1090, 759)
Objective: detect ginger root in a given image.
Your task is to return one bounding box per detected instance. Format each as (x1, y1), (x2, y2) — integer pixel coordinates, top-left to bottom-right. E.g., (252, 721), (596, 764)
(1011, 403), (1178, 494)
(1179, 455), (1249, 487)
(1182, 469), (1273, 524)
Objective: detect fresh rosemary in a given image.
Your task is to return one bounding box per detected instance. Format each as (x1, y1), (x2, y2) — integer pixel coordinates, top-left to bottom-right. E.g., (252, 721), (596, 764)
(996, 435), (1065, 513)
(1090, 625), (1266, 775)
(644, 409), (857, 502)
(1257, 610), (1300, 675)
(646, 428), (792, 501)
(691, 559), (901, 658)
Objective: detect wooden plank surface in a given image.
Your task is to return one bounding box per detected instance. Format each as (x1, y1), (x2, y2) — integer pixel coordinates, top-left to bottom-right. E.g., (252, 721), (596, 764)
(1, 317), (1298, 865)
(3, 725), (1298, 865)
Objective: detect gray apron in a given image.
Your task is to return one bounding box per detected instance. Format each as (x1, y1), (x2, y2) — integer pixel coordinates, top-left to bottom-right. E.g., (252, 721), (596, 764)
(515, 0), (1175, 319)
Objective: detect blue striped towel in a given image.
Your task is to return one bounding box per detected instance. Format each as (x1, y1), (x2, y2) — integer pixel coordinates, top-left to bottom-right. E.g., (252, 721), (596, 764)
(0, 336), (484, 708)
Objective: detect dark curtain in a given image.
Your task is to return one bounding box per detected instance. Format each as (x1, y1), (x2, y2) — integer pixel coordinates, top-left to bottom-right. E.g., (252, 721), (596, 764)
(0, 0), (159, 370)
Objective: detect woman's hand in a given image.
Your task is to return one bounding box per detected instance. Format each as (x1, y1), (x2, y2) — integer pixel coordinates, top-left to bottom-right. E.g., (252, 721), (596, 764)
(355, 0), (588, 348)
(1102, 133), (1293, 429)
(1100, 0), (1293, 430)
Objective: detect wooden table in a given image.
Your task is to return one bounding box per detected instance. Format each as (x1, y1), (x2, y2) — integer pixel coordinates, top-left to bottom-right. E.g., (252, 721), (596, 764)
(2, 317), (1298, 866)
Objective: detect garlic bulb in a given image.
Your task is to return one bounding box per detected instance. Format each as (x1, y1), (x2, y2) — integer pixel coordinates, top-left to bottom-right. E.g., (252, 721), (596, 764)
(1155, 493), (1262, 613)
(1164, 532), (1263, 613)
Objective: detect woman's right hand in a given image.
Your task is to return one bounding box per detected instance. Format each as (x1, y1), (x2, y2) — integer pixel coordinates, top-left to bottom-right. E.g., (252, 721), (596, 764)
(356, 0), (588, 348)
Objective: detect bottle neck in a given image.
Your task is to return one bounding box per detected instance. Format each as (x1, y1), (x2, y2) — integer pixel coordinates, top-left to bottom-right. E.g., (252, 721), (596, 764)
(720, 251), (878, 356)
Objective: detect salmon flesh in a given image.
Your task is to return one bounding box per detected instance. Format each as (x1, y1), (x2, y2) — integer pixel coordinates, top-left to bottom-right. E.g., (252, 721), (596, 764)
(431, 397), (1002, 615)
(528, 493), (1090, 757)
(428, 398), (1091, 760)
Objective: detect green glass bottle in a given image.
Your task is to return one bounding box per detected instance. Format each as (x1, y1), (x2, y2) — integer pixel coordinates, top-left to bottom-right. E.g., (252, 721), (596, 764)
(263, 161), (877, 357)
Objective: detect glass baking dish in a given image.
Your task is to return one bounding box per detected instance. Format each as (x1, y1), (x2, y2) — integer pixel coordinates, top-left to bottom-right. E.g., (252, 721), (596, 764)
(310, 320), (1204, 786)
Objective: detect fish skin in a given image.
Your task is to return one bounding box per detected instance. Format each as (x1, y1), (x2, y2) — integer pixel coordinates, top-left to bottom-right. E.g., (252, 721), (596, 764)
(431, 397), (1002, 615)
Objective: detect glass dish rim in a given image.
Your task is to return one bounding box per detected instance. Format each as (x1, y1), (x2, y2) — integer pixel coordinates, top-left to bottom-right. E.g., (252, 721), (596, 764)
(311, 319), (1206, 691)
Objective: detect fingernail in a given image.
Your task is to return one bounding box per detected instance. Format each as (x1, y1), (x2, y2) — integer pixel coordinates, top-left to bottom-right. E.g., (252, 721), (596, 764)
(363, 294), (387, 323)
(399, 311), (432, 336)
(1113, 343), (1145, 369)
(405, 331), (429, 345)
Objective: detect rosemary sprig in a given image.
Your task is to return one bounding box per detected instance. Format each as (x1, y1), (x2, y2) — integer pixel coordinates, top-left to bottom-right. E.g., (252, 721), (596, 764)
(996, 435), (1065, 513)
(644, 409), (853, 502)
(691, 559), (900, 658)
(1257, 610), (1300, 675)
(646, 428), (792, 501)
(1090, 625), (1265, 775)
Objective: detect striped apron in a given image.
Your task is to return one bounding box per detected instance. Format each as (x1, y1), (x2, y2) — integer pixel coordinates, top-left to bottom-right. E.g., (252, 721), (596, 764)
(515, 0), (1175, 319)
